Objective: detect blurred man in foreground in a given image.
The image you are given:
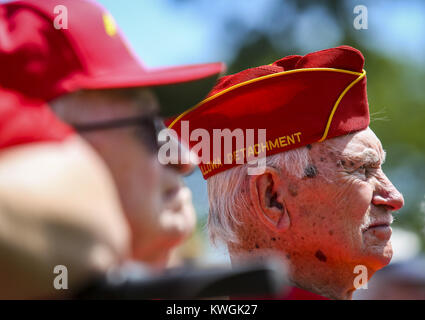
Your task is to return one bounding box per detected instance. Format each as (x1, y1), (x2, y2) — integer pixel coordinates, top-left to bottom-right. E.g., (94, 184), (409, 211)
(0, 0), (223, 297)
(51, 88), (197, 268)
(168, 46), (404, 299)
(0, 90), (130, 299)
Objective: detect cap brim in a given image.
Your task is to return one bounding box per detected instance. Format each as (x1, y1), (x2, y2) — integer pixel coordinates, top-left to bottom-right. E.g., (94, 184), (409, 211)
(74, 62), (225, 117)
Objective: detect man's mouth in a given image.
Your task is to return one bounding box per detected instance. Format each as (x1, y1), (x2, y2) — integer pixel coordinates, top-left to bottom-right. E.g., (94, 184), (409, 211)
(363, 217), (393, 239)
(367, 222), (391, 229)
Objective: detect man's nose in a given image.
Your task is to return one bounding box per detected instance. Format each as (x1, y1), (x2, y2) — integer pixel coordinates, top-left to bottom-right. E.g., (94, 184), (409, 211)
(166, 136), (196, 176)
(372, 176), (404, 211)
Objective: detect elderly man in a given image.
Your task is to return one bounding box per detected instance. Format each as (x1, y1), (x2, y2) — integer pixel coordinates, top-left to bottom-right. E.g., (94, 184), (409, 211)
(0, 89), (129, 299)
(0, 0), (224, 296)
(168, 46), (404, 300)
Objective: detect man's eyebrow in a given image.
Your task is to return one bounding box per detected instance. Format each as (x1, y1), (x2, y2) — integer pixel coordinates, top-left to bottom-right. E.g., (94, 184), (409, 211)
(341, 148), (383, 165)
(381, 149), (386, 165)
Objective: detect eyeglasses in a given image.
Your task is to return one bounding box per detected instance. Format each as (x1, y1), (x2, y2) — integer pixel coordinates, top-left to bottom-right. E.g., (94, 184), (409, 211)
(72, 115), (165, 153)
(73, 115), (196, 176)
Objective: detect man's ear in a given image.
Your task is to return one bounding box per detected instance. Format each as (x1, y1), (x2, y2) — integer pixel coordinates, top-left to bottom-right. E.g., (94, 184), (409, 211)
(249, 167), (290, 232)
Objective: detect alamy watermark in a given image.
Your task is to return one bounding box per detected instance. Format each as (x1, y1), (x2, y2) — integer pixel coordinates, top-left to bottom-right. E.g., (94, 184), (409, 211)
(353, 265), (368, 289)
(53, 5), (68, 30)
(157, 121), (268, 176)
(353, 5), (368, 30)
(157, 121), (303, 176)
(53, 265), (68, 290)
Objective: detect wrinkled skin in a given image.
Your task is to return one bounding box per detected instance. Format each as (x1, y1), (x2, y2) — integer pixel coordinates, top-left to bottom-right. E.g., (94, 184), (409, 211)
(51, 89), (196, 268)
(229, 127), (404, 299)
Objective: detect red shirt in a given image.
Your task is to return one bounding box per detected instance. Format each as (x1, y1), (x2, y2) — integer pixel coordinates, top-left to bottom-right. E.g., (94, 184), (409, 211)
(280, 287), (329, 300)
(0, 90), (72, 150)
(232, 286), (329, 300)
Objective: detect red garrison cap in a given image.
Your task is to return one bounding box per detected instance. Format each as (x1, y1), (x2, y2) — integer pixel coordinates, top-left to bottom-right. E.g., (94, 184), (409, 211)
(0, 89), (73, 150)
(0, 0), (225, 116)
(168, 46), (370, 179)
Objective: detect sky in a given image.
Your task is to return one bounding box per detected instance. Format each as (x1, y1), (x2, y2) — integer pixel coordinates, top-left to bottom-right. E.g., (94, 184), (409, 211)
(97, 0), (425, 68)
(0, 0), (423, 66)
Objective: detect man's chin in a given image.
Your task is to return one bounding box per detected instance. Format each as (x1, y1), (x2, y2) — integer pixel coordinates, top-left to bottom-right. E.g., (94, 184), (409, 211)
(363, 241), (393, 270)
(160, 212), (194, 241)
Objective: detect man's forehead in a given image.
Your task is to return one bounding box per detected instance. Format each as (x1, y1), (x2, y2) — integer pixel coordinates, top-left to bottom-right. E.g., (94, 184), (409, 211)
(52, 87), (161, 125)
(340, 128), (386, 163)
(80, 88), (159, 120)
(100, 88), (160, 114)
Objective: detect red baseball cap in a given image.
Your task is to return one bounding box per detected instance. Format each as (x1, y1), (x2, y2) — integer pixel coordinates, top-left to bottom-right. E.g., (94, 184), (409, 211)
(168, 46), (370, 179)
(0, 0), (225, 116)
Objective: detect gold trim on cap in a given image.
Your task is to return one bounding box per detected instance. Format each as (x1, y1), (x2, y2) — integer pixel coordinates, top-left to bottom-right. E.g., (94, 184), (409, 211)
(318, 69), (366, 142)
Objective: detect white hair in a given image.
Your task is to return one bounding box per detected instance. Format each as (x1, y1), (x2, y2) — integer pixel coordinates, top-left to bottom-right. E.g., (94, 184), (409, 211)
(207, 147), (311, 245)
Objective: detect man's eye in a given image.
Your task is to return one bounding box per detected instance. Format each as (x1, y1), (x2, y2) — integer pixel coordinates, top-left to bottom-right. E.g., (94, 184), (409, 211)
(357, 164), (378, 177)
(352, 165), (369, 178)
(134, 126), (158, 153)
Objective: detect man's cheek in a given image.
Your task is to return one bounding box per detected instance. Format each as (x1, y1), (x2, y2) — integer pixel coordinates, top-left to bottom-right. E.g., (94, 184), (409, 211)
(158, 209), (194, 240)
(335, 176), (372, 218)
(326, 178), (371, 244)
(350, 182), (373, 220)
